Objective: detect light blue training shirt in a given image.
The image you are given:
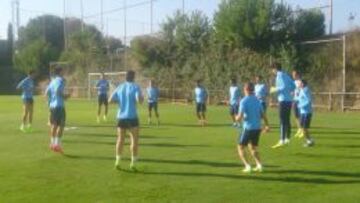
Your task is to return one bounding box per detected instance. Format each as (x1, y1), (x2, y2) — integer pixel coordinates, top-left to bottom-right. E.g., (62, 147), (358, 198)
(255, 83), (268, 102)
(229, 85), (241, 106)
(147, 87), (159, 103)
(275, 71), (295, 102)
(17, 76), (34, 99)
(111, 82), (143, 119)
(194, 86), (207, 104)
(297, 86), (313, 114)
(48, 76), (66, 109)
(238, 95), (264, 130)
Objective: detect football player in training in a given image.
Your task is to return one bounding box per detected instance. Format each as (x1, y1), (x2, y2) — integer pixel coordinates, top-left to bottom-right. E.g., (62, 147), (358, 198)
(229, 78), (241, 127)
(297, 80), (315, 147)
(109, 70), (144, 170)
(16, 70), (36, 133)
(194, 80), (208, 126)
(292, 70), (302, 138)
(147, 80), (160, 125)
(236, 82), (269, 173)
(96, 73), (110, 123)
(254, 75), (268, 112)
(48, 66), (70, 153)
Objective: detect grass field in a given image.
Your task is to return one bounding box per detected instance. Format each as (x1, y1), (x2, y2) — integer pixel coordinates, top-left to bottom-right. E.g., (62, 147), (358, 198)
(0, 96), (360, 203)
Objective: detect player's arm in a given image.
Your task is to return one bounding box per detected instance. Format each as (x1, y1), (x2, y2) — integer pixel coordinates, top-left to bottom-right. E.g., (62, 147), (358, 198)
(16, 78), (25, 90)
(235, 102), (244, 122)
(136, 87), (144, 104)
(261, 112), (270, 133)
(108, 89), (118, 104)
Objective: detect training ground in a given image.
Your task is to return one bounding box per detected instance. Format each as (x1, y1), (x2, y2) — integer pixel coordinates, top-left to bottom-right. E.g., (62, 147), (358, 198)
(0, 96), (359, 202)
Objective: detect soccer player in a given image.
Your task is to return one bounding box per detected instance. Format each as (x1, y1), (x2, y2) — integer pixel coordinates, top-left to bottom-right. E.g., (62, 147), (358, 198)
(292, 70), (302, 138)
(48, 66), (69, 153)
(194, 80), (208, 126)
(16, 70), (36, 132)
(229, 78), (241, 127)
(270, 63), (295, 148)
(96, 73), (110, 123)
(254, 75), (268, 112)
(297, 80), (315, 147)
(236, 82), (270, 173)
(109, 70), (144, 170)
(147, 80), (160, 125)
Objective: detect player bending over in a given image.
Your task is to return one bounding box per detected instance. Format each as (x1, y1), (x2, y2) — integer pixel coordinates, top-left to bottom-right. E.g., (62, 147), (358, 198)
(147, 80), (160, 125)
(236, 82), (269, 173)
(96, 73), (110, 123)
(194, 80), (208, 126)
(269, 63), (295, 148)
(297, 80), (315, 147)
(229, 78), (241, 127)
(109, 70), (144, 170)
(16, 70), (36, 133)
(48, 66), (70, 153)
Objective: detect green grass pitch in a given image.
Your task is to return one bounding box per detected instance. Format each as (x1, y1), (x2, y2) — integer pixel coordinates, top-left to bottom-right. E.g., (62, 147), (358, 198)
(0, 96), (360, 202)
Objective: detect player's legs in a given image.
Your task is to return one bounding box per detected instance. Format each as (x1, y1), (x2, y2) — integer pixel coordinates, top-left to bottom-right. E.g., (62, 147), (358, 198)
(20, 103), (29, 131)
(129, 127), (139, 168)
(28, 101), (34, 127)
(148, 103), (153, 124)
(280, 101), (292, 141)
(115, 127), (126, 168)
(237, 130), (251, 172)
(301, 114), (314, 147)
(201, 104), (207, 125)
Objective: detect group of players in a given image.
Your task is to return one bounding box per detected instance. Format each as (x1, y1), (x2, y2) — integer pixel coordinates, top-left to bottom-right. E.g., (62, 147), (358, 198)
(16, 62), (314, 172)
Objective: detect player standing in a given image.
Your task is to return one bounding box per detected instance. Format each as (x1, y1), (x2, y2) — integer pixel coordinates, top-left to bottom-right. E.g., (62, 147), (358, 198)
(270, 63), (295, 148)
(109, 70), (144, 170)
(236, 82), (269, 173)
(96, 73), (110, 123)
(229, 78), (241, 127)
(297, 80), (315, 147)
(292, 70), (303, 138)
(147, 80), (160, 125)
(48, 67), (69, 153)
(194, 80), (208, 126)
(16, 70), (36, 132)
(254, 75), (268, 112)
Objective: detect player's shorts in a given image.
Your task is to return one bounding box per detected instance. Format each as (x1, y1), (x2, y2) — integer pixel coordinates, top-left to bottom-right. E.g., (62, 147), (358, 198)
(98, 94), (108, 105)
(23, 98), (34, 105)
(196, 103), (207, 113)
(300, 113), (312, 129)
(117, 118), (139, 129)
(293, 101), (300, 119)
(239, 129), (261, 146)
(229, 104), (239, 116)
(50, 107), (66, 127)
(148, 102), (158, 111)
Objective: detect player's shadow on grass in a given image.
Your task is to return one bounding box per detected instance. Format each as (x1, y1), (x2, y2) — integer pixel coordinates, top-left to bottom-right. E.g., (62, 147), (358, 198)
(295, 152), (360, 160)
(64, 154), (113, 160)
(129, 170), (360, 185)
(140, 143), (209, 148)
(161, 122), (230, 128)
(318, 144), (360, 149)
(69, 132), (175, 139)
(266, 169), (360, 178)
(140, 158), (279, 168)
(314, 130), (360, 135)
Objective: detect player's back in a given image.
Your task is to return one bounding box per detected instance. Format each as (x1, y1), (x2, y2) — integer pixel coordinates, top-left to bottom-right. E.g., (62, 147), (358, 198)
(240, 95), (263, 130)
(115, 82), (141, 119)
(195, 87), (206, 103)
(49, 76), (65, 108)
(229, 86), (240, 105)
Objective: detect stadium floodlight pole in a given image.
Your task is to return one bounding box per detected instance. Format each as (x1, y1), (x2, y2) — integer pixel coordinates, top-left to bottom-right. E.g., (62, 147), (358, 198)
(182, 0), (185, 15)
(150, 0), (153, 33)
(101, 0), (104, 33)
(63, 0), (67, 50)
(80, 0), (84, 32)
(124, 0), (127, 70)
(342, 35), (346, 112)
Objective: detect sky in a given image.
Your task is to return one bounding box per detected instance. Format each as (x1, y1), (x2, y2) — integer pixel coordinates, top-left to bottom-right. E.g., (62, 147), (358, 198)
(0, 0), (359, 41)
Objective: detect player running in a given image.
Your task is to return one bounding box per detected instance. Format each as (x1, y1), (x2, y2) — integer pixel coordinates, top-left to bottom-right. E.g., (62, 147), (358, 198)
(229, 78), (241, 127)
(96, 73), (110, 123)
(48, 66), (70, 153)
(147, 80), (160, 125)
(194, 80), (208, 126)
(16, 70), (36, 133)
(236, 82), (269, 173)
(109, 70), (144, 170)
(297, 80), (315, 147)
(254, 75), (268, 112)
(270, 63), (295, 148)
(292, 70), (302, 138)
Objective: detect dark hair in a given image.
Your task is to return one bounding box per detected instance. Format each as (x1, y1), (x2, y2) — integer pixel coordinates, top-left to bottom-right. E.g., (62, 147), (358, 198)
(301, 79), (308, 87)
(244, 82), (254, 93)
(271, 62), (282, 71)
(54, 66), (63, 75)
(231, 78), (237, 85)
(256, 75), (263, 80)
(196, 79), (202, 85)
(28, 70), (35, 75)
(126, 70), (135, 82)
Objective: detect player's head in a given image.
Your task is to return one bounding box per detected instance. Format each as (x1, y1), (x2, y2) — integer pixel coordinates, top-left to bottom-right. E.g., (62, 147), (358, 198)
(28, 70), (36, 78)
(54, 66), (63, 76)
(255, 75), (262, 83)
(100, 72), (105, 79)
(243, 82), (254, 96)
(300, 79), (308, 88)
(292, 70), (301, 80)
(149, 80), (155, 87)
(230, 78), (237, 86)
(271, 62), (282, 75)
(196, 79), (202, 87)
(126, 70), (135, 82)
